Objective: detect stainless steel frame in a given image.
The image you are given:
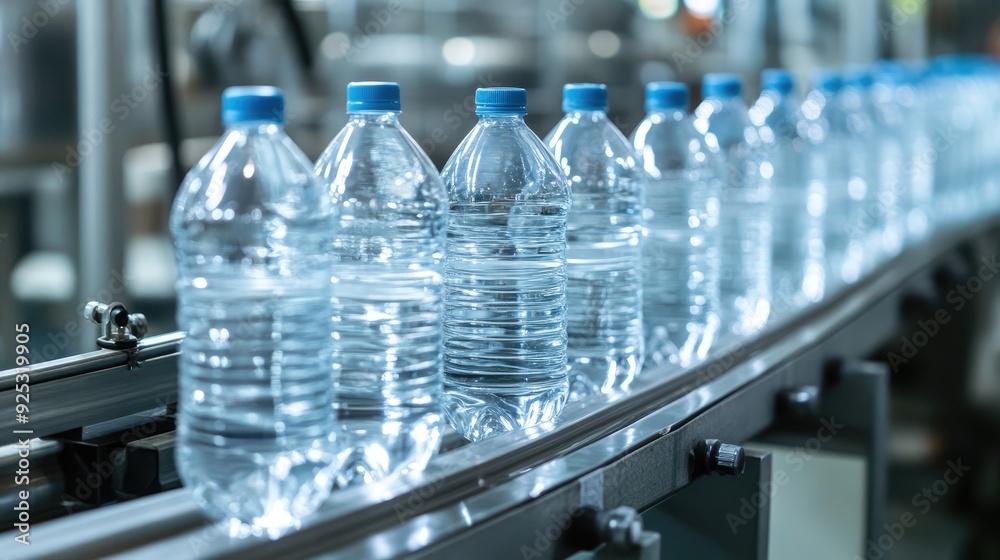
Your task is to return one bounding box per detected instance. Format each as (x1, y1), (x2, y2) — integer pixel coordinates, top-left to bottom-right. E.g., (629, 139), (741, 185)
(2, 217), (997, 559)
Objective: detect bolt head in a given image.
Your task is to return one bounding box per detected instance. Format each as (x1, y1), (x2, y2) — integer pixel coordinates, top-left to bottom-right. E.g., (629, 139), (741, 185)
(604, 506), (642, 549)
(83, 301), (102, 323)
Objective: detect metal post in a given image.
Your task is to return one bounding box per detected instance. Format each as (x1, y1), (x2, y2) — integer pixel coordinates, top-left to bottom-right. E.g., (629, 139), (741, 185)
(821, 360), (890, 552)
(77, 0), (127, 353)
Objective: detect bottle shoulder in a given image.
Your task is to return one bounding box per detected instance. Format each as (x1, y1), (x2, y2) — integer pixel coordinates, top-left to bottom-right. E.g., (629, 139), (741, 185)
(544, 114), (645, 183)
(442, 119), (570, 204)
(314, 120), (445, 205)
(170, 128), (332, 232)
(632, 113), (719, 177)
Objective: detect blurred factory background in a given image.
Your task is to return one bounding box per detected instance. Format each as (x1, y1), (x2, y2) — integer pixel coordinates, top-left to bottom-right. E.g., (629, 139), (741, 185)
(1, 0), (997, 360)
(2, 2), (1000, 559)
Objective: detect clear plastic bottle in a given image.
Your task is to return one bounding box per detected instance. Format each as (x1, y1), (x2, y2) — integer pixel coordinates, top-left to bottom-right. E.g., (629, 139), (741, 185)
(314, 82), (444, 486)
(441, 87), (570, 442)
(542, 83), (644, 399)
(170, 87), (337, 535)
(750, 69), (821, 311)
(631, 82), (720, 367)
(693, 73), (771, 336)
(841, 65), (883, 272)
(888, 62), (935, 244)
(870, 65), (912, 258)
(800, 69), (859, 291)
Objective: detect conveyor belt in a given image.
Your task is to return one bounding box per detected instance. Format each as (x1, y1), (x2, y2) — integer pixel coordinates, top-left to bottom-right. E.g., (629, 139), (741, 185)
(2, 216), (997, 559)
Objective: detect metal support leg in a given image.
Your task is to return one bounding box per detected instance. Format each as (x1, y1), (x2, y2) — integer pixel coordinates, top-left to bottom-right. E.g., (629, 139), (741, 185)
(77, 0), (127, 353)
(821, 360), (890, 551)
(641, 451), (772, 559)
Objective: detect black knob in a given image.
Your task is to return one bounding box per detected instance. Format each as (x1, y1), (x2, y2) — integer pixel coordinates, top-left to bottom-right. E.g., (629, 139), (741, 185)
(780, 385), (820, 418)
(109, 306), (130, 328)
(693, 439), (745, 476)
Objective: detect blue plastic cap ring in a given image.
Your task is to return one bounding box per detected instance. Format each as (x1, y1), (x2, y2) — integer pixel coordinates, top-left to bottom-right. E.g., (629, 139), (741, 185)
(761, 68), (794, 95)
(812, 69), (844, 93)
(475, 87), (527, 115)
(645, 82), (688, 112)
(562, 83), (608, 112)
(874, 61), (915, 85)
(222, 86), (284, 126)
(702, 73), (743, 99)
(843, 65), (875, 89)
(347, 81), (401, 112)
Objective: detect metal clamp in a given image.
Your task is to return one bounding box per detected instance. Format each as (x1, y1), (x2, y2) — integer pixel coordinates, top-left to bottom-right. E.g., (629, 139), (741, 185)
(83, 301), (148, 350)
(567, 506), (661, 560)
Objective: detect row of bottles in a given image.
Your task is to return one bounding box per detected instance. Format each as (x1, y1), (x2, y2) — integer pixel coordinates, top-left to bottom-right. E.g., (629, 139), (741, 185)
(170, 54), (1000, 533)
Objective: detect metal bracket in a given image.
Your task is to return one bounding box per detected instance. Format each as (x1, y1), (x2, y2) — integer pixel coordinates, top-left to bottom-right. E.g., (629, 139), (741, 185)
(83, 301), (148, 351)
(566, 507), (662, 560)
(642, 450), (772, 559)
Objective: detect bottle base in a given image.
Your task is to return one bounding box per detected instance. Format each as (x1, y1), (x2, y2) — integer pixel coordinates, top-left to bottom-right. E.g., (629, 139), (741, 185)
(178, 441), (337, 537)
(644, 318), (719, 368)
(333, 414), (443, 487)
(442, 383), (568, 442)
(566, 352), (643, 401)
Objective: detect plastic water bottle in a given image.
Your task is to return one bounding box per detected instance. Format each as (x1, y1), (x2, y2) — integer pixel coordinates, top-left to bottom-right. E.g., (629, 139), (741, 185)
(870, 65), (911, 258)
(750, 69), (822, 311)
(170, 87), (337, 534)
(932, 56), (1000, 221)
(631, 82), (720, 367)
(314, 82), (444, 486)
(542, 83), (644, 399)
(800, 69), (861, 291)
(693, 74), (771, 336)
(841, 65), (883, 272)
(880, 62), (934, 244)
(441, 87), (570, 441)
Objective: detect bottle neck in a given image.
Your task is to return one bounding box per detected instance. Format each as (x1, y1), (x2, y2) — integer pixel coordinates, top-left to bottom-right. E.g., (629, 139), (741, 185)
(710, 95), (745, 105)
(564, 109), (607, 120)
(347, 111), (401, 124)
(646, 108), (686, 120)
(477, 113), (526, 124)
(227, 120), (284, 135)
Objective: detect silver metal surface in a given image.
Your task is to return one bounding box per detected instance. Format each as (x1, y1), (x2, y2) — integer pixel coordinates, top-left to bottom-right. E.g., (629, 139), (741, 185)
(2, 218), (997, 559)
(0, 332), (183, 443)
(78, 0), (127, 354)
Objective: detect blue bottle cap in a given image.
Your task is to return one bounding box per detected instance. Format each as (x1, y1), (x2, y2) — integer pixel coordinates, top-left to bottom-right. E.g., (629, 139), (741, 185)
(761, 68), (794, 95)
(562, 83), (608, 112)
(346, 81), (401, 112)
(874, 60), (914, 85)
(812, 69), (843, 93)
(645, 82), (688, 112)
(222, 86), (284, 126)
(475, 87), (527, 115)
(702, 73), (743, 99)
